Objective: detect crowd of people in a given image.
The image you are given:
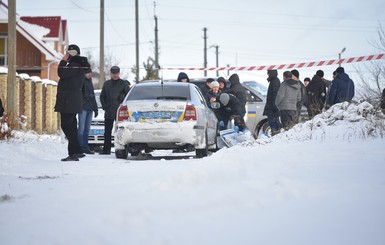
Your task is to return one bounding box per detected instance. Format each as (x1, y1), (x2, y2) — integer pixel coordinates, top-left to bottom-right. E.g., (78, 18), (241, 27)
(264, 67), (356, 135)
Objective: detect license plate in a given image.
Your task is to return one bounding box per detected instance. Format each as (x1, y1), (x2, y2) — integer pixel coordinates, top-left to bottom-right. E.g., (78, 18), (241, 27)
(141, 111), (172, 119)
(89, 129), (104, 135)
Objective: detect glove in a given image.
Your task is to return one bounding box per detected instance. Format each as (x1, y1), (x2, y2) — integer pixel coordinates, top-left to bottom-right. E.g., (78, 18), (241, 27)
(219, 121), (225, 127)
(94, 111), (98, 118)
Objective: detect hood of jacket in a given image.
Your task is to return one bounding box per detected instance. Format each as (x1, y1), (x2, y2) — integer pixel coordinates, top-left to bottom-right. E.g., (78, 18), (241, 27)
(229, 73), (240, 86)
(284, 78), (299, 89)
(335, 72), (351, 83)
(177, 72), (189, 82)
(267, 70), (278, 82)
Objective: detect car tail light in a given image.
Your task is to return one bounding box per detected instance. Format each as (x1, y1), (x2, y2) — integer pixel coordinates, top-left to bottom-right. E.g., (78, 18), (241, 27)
(183, 105), (197, 121)
(117, 105), (129, 121)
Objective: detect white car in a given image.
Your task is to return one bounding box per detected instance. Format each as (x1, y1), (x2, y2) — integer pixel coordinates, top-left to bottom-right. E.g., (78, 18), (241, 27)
(113, 82), (218, 158)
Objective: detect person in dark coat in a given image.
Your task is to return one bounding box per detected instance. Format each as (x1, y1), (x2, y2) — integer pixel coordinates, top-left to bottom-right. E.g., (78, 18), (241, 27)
(275, 71), (302, 130)
(99, 66), (130, 154)
(291, 69), (307, 122)
(201, 78), (214, 96)
(77, 68), (98, 154)
(306, 70), (327, 119)
(177, 72), (190, 83)
(218, 93), (246, 131)
(0, 97), (4, 117)
(55, 44), (90, 161)
(326, 67), (355, 108)
(229, 73), (247, 118)
(263, 70), (281, 135)
(380, 88), (385, 112)
(217, 76), (230, 93)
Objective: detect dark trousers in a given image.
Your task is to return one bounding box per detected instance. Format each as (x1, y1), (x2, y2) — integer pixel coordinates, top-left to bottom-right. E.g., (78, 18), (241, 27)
(103, 118), (114, 153)
(61, 113), (82, 156)
(280, 110), (298, 130)
(267, 115), (281, 133)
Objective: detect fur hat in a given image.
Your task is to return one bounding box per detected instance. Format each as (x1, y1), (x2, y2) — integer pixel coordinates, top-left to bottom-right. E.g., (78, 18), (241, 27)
(110, 66), (120, 74)
(220, 93), (230, 106)
(67, 44), (80, 56)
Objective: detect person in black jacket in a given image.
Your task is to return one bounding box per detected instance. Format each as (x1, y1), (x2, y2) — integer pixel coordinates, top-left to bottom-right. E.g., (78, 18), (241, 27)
(77, 68), (98, 154)
(229, 73), (247, 118)
(218, 93), (246, 131)
(55, 44), (90, 161)
(99, 66), (130, 155)
(177, 72), (190, 83)
(381, 88), (385, 112)
(326, 67), (355, 108)
(306, 70), (327, 119)
(0, 97), (4, 118)
(263, 70), (281, 135)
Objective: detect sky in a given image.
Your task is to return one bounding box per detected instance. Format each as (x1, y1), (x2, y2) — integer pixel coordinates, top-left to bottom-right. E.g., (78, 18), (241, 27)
(14, 0), (385, 85)
(1, 101), (385, 244)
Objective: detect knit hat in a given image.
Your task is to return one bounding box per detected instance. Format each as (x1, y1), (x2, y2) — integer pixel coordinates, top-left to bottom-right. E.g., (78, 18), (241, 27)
(220, 93), (230, 106)
(336, 67), (345, 74)
(84, 67), (92, 74)
(316, 70), (324, 77)
(291, 69), (299, 78)
(67, 44), (80, 56)
(210, 81), (219, 88)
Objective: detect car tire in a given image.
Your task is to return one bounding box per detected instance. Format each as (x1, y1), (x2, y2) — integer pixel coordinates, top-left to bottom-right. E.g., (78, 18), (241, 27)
(130, 150), (140, 157)
(196, 131), (208, 158)
(115, 146), (128, 159)
(255, 121), (271, 139)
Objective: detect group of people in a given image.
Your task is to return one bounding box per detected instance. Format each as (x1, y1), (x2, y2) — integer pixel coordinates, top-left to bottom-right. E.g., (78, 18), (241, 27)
(263, 67), (356, 135)
(177, 72), (247, 132)
(55, 44), (130, 161)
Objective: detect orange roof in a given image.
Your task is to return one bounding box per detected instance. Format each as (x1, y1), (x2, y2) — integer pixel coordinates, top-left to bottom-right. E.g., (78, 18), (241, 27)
(20, 16), (63, 38)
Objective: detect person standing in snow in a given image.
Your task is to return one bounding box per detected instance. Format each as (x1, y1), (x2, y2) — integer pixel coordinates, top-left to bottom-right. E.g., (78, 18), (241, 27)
(326, 67), (355, 108)
(99, 66), (130, 155)
(263, 70), (281, 135)
(218, 93), (246, 131)
(77, 68), (98, 154)
(55, 44), (90, 161)
(229, 73), (247, 119)
(306, 70), (327, 119)
(380, 88), (385, 113)
(291, 69), (307, 122)
(275, 71), (302, 130)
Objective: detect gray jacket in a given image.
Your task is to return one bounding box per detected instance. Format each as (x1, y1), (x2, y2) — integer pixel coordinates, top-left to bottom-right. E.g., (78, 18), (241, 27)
(275, 79), (301, 111)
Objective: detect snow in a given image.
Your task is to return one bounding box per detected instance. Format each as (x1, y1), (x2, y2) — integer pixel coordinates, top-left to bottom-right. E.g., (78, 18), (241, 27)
(1, 102), (385, 245)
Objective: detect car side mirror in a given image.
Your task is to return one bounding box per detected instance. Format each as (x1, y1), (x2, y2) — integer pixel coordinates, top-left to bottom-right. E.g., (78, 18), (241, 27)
(211, 101), (220, 109)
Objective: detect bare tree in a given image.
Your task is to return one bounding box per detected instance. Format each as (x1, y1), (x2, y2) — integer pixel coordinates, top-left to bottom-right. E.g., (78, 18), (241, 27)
(356, 23), (385, 105)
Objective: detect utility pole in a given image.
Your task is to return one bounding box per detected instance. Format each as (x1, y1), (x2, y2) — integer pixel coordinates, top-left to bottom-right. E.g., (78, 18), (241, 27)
(7, 0), (16, 120)
(203, 27), (207, 77)
(214, 45), (219, 77)
(135, 0), (139, 82)
(154, 2), (159, 79)
(99, 0), (105, 88)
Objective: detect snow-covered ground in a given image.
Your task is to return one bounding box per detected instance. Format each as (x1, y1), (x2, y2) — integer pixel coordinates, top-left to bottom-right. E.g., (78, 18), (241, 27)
(1, 102), (385, 245)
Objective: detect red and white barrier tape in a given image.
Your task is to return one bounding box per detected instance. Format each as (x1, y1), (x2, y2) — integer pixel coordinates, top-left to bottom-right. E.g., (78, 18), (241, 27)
(160, 53), (385, 71)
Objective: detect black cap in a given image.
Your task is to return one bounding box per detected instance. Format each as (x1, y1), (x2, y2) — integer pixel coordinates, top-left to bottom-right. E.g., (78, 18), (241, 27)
(291, 69), (299, 78)
(67, 44), (80, 56)
(304, 77), (311, 82)
(110, 66), (120, 74)
(316, 70), (324, 77)
(84, 67), (92, 74)
(336, 67), (345, 74)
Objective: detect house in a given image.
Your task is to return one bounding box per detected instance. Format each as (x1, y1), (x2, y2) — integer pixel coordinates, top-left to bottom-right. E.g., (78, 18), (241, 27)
(0, 1), (68, 81)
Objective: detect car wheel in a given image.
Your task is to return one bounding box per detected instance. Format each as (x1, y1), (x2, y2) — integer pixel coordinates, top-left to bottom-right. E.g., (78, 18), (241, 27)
(255, 121), (272, 139)
(115, 146), (128, 159)
(196, 131), (208, 158)
(130, 150), (140, 157)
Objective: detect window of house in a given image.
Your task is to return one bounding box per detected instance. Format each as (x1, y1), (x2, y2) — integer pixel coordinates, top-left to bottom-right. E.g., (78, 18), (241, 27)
(0, 37), (7, 66)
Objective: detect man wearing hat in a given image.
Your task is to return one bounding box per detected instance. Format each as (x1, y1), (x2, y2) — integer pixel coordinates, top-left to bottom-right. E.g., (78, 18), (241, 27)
(99, 66), (130, 155)
(55, 44), (90, 161)
(306, 70), (327, 118)
(326, 67), (355, 108)
(78, 67), (98, 154)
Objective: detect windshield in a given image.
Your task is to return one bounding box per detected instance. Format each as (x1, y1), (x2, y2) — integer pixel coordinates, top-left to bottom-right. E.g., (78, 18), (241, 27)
(243, 81), (268, 96)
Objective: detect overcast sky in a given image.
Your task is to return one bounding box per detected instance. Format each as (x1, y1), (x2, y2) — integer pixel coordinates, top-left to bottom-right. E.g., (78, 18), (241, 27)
(15, 0), (385, 84)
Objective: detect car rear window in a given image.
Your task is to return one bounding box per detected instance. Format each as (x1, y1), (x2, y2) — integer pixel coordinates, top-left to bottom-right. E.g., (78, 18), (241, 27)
(127, 85), (191, 101)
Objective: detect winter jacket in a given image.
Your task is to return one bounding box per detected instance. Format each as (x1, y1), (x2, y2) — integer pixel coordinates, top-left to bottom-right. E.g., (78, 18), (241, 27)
(327, 72), (355, 106)
(229, 74), (247, 117)
(263, 70), (281, 117)
(100, 78), (130, 119)
(82, 77), (98, 113)
(275, 78), (301, 111)
(381, 88), (385, 109)
(54, 55), (90, 113)
(306, 75), (327, 110)
(0, 97), (4, 117)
